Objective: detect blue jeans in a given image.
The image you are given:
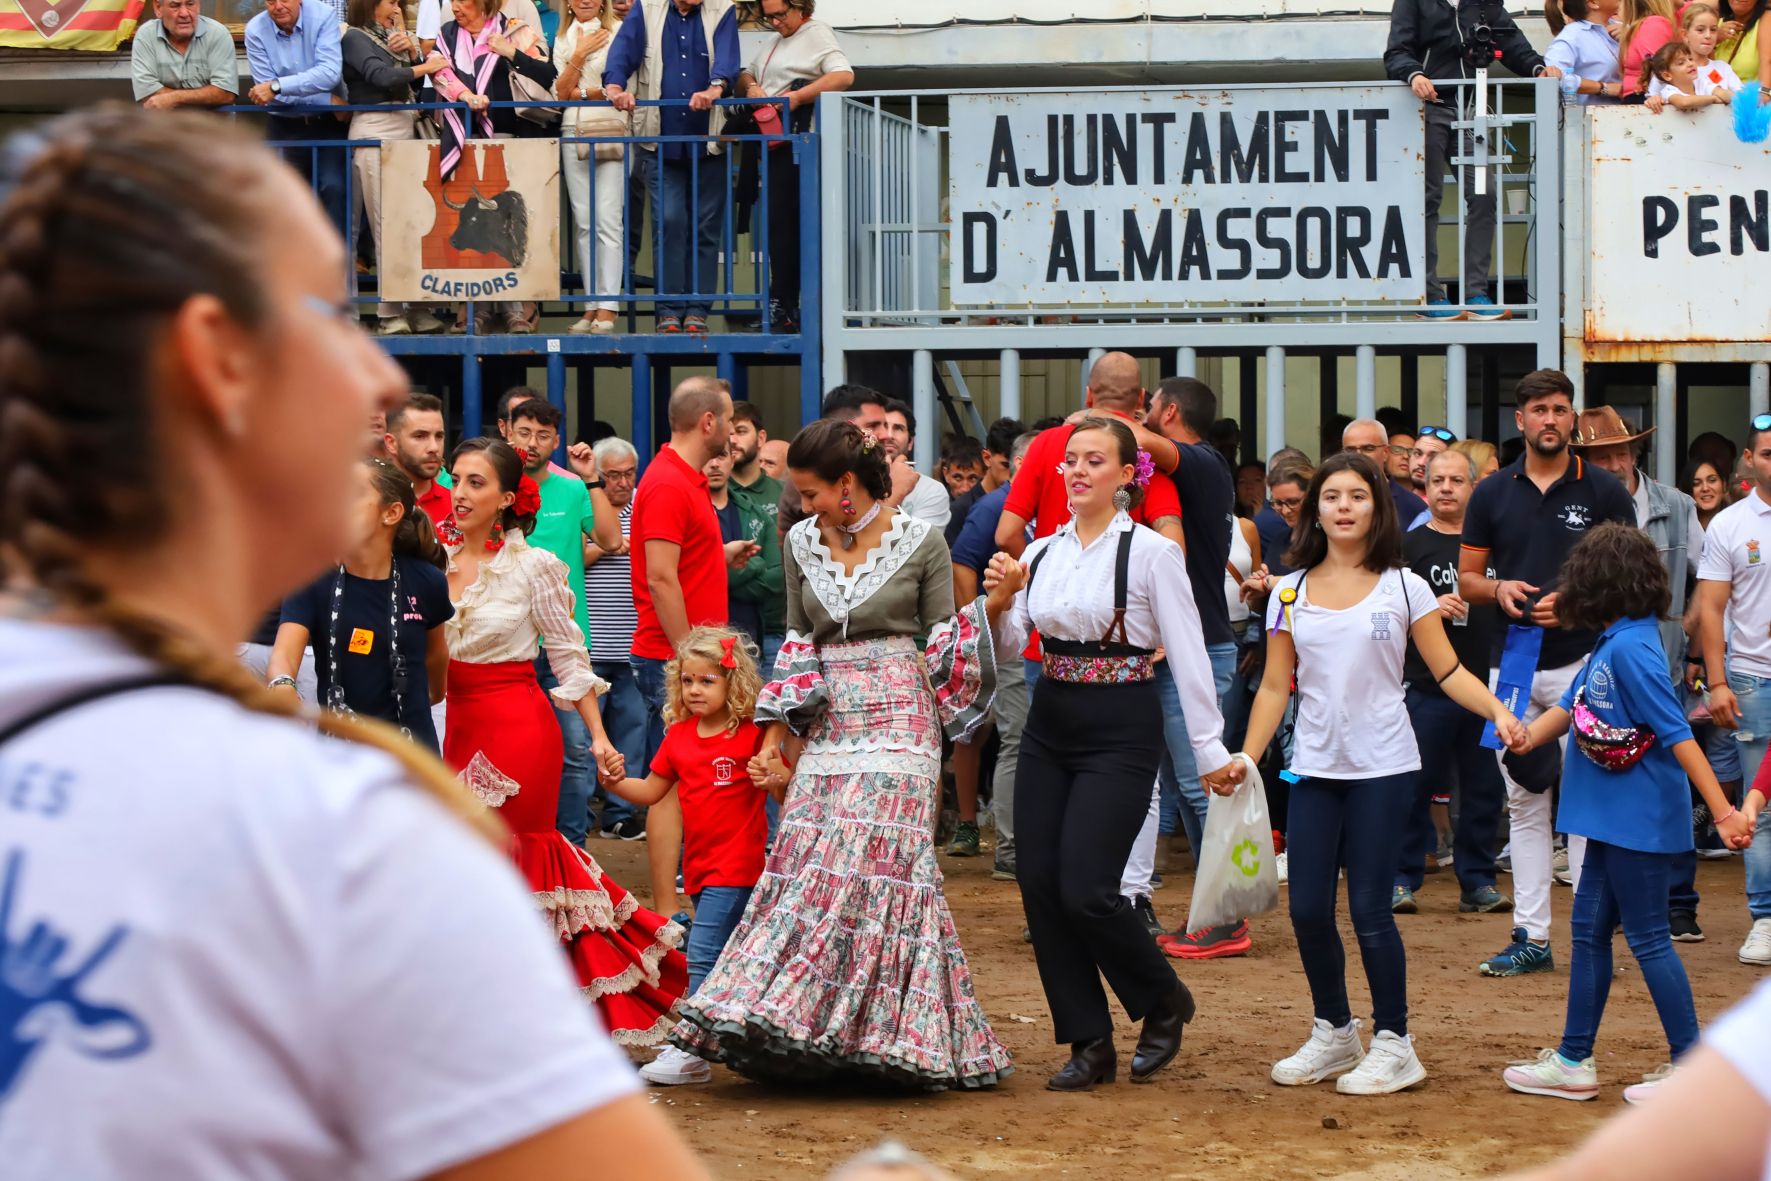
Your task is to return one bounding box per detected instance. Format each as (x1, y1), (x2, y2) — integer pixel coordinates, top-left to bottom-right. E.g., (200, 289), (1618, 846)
(760, 634), (784, 843)
(1399, 688), (1506, 893)
(1024, 657), (1041, 692)
(593, 660), (645, 830)
(1156, 643), (1238, 855)
(1560, 840), (1699, 1062)
(1728, 669), (1771, 919)
(536, 652), (593, 848)
(1288, 773), (1415, 1036)
(653, 152), (724, 319)
(685, 885), (753, 994)
(632, 655), (670, 766)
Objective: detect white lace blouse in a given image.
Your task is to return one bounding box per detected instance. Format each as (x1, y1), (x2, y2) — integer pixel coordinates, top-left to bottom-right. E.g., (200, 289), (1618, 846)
(445, 531), (607, 706)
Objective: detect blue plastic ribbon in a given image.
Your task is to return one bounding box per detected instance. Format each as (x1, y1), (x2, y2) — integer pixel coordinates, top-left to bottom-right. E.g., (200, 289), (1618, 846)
(1482, 624), (1543, 750)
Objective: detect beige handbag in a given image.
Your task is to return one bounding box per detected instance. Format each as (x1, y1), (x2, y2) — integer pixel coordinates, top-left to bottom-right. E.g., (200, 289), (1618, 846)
(502, 19), (562, 126)
(573, 103), (629, 162)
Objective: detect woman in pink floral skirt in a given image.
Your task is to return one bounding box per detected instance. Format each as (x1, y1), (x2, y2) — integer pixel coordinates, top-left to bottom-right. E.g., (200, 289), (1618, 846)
(670, 419), (1016, 1089)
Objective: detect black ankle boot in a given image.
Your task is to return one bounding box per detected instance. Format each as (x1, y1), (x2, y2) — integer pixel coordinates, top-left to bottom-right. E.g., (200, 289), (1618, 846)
(1131, 978), (1197, 1082)
(1046, 1036), (1116, 1092)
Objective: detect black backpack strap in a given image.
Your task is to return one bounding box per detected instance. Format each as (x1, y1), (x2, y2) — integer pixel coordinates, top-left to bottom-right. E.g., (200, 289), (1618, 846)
(0, 674), (193, 747)
(1100, 527), (1136, 647)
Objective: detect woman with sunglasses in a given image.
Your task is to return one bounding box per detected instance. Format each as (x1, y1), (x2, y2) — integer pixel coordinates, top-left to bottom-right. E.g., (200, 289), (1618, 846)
(1502, 523), (1755, 1104)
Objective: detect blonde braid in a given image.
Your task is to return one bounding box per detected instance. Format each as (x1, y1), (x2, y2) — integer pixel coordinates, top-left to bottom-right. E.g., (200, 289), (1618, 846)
(0, 108), (499, 846)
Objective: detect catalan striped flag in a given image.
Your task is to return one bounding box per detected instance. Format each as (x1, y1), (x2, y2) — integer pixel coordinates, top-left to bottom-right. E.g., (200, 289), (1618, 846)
(0, 0), (147, 51)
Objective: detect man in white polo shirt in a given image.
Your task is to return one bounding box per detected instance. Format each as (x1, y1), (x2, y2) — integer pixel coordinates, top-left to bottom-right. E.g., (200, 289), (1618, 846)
(1695, 414), (1771, 966)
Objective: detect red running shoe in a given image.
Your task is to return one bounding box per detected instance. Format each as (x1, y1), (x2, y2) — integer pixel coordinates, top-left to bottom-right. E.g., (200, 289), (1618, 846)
(1159, 920), (1252, 960)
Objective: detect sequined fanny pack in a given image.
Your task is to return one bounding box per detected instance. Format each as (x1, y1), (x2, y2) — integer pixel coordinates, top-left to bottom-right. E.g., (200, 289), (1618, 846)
(1042, 653), (1155, 685)
(1570, 684), (1656, 771)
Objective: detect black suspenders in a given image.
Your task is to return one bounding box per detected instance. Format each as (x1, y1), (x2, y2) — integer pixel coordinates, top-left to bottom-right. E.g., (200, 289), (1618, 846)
(1027, 528), (1139, 649)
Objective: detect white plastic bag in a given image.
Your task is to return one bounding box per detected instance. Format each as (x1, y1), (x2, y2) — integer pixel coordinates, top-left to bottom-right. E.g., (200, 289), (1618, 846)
(1185, 754), (1279, 933)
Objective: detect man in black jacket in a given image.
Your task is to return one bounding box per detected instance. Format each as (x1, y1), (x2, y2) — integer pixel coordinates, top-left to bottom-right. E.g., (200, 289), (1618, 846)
(1384, 0), (1560, 321)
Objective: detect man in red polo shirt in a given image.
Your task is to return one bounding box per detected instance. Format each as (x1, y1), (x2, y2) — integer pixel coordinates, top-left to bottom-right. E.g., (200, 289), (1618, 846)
(630, 375), (755, 913)
(382, 392), (453, 535)
(994, 351), (1185, 555)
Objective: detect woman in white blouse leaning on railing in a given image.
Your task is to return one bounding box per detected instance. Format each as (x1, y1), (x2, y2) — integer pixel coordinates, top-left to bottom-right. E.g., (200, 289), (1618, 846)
(441, 436), (690, 1047)
(554, 0), (627, 334)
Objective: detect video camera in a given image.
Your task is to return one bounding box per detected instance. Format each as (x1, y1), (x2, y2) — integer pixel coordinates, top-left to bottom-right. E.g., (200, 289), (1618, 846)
(1461, 0), (1505, 67)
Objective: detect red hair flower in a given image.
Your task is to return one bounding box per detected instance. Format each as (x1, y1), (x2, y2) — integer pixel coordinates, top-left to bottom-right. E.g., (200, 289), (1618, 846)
(513, 475), (542, 518)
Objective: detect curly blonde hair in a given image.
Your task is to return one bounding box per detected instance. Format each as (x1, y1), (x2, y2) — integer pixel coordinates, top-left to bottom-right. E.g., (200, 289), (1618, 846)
(663, 626), (762, 735)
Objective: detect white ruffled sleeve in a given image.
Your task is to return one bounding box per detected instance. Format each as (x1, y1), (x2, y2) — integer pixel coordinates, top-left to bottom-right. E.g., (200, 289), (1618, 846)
(526, 548), (608, 706)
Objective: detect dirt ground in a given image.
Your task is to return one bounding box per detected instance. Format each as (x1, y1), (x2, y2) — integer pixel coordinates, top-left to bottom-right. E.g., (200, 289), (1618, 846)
(592, 841), (1765, 1180)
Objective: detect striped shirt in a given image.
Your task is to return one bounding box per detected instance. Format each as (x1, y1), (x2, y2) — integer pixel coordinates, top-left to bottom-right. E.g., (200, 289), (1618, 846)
(585, 502), (638, 664)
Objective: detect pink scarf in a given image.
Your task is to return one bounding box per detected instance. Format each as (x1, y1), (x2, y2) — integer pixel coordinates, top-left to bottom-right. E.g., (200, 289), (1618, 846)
(436, 14), (504, 179)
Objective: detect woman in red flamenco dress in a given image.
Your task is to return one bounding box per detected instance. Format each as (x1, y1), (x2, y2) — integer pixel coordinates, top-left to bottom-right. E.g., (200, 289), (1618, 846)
(441, 437), (686, 1044)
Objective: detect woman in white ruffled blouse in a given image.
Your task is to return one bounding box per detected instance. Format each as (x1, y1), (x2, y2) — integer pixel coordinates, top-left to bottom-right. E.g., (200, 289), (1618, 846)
(443, 436), (689, 1045)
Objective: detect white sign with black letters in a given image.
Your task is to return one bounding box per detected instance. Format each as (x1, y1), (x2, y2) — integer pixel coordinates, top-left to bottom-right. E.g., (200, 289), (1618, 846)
(947, 87), (1427, 306)
(1584, 106), (1771, 343)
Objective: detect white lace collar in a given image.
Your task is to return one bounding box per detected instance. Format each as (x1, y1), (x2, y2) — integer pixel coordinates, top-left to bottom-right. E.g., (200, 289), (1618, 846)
(790, 511), (929, 636)
(446, 529), (530, 610)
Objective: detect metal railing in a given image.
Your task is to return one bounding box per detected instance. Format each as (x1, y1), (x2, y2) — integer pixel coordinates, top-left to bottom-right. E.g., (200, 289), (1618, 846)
(226, 96), (826, 437)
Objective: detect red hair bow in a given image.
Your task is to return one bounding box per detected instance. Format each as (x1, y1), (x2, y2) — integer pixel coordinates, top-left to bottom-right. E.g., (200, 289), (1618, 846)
(513, 474), (542, 518)
(719, 636), (738, 669)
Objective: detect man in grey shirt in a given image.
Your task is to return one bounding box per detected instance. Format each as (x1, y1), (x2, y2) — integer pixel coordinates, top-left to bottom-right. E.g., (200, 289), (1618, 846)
(131, 0), (240, 110)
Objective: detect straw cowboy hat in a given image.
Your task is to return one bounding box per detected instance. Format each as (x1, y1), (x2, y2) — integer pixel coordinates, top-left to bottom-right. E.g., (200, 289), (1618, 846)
(1571, 405), (1656, 448)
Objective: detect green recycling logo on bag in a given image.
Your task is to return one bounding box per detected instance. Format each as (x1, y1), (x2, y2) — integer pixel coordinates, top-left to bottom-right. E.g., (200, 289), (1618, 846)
(1231, 838), (1261, 877)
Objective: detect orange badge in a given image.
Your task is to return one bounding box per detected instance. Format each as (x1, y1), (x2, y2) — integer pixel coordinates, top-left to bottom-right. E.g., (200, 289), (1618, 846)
(348, 628), (375, 655)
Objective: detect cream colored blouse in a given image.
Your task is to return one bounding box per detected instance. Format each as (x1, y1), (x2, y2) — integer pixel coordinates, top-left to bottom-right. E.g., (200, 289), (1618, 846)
(445, 531), (606, 706)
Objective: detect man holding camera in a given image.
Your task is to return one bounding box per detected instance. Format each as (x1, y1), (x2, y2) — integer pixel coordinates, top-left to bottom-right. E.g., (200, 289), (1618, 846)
(1384, 0), (1560, 320)
(1457, 370), (1633, 979)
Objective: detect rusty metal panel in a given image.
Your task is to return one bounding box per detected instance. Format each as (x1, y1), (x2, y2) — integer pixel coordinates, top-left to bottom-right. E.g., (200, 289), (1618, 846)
(1585, 105), (1771, 345)
(946, 87), (1426, 307)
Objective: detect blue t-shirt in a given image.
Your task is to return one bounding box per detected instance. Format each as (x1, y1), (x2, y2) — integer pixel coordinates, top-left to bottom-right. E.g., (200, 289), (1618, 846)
(281, 556), (454, 751)
(1555, 616), (1695, 854)
(951, 484), (1013, 577)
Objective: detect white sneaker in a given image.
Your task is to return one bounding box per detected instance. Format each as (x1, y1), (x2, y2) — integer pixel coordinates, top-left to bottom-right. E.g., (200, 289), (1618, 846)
(1275, 852), (1288, 884)
(1335, 1030), (1427, 1095)
(1740, 917), (1771, 965)
(638, 1046), (712, 1086)
(377, 315), (412, 336)
(1502, 1048), (1599, 1101)
(1271, 1018), (1364, 1086)
(1622, 1063), (1676, 1105)
(406, 307), (447, 334)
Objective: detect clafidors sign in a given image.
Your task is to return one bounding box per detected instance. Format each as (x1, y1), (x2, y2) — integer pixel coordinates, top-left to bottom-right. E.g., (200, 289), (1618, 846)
(1584, 106), (1771, 343)
(380, 138), (561, 304)
(947, 87), (1426, 306)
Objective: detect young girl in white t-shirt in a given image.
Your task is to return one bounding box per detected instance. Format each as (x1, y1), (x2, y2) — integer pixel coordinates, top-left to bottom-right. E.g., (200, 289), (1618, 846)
(1681, 3), (1745, 92)
(1234, 452), (1524, 1097)
(0, 107), (707, 1181)
(1643, 40), (1735, 111)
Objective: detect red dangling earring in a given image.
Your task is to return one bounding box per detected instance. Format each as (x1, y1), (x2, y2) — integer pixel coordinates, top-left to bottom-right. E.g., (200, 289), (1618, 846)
(839, 488), (854, 519)
(485, 520), (505, 552)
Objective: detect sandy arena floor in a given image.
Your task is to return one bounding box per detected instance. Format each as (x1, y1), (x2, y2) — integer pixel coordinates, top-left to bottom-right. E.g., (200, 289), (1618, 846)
(590, 841), (1764, 1180)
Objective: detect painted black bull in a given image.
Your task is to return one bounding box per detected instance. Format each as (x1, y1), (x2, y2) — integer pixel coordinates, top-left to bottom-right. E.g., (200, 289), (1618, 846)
(442, 185), (528, 267)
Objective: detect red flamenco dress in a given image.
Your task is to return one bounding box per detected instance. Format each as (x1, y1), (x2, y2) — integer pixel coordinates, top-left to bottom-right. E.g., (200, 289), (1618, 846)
(444, 530), (687, 1044)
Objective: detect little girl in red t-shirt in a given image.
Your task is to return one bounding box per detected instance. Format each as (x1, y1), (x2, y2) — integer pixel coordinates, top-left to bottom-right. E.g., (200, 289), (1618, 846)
(608, 625), (766, 1086)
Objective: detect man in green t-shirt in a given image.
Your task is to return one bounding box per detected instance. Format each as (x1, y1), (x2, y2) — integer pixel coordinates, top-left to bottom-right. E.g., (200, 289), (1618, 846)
(728, 402), (785, 672)
(508, 399), (603, 847)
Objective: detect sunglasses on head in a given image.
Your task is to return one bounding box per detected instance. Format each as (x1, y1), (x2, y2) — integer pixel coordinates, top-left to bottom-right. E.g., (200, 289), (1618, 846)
(1753, 414), (1771, 432)
(1418, 426), (1457, 443)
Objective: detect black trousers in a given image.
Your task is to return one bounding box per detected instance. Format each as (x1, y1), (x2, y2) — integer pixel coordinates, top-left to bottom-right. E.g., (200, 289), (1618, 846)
(762, 146), (801, 314)
(1017, 676), (1176, 1045)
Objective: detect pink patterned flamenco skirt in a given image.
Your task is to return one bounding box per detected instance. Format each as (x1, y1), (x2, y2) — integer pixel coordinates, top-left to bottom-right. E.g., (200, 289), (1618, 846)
(447, 658), (687, 1045)
(671, 637), (1013, 1089)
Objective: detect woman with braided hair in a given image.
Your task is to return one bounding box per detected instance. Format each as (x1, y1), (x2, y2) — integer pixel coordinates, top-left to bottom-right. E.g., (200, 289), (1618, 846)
(0, 108), (707, 1179)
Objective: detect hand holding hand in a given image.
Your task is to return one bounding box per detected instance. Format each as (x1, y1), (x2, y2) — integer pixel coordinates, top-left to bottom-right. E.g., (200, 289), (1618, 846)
(592, 739), (624, 783)
(982, 551), (1025, 596)
(1492, 709), (1527, 753)
(1201, 757), (1247, 796)
(1719, 806), (1756, 849)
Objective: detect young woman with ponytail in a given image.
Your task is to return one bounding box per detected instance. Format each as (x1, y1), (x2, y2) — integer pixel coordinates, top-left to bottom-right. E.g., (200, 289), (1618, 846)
(440, 435), (689, 1047)
(269, 457), (454, 751)
(0, 108), (707, 1179)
